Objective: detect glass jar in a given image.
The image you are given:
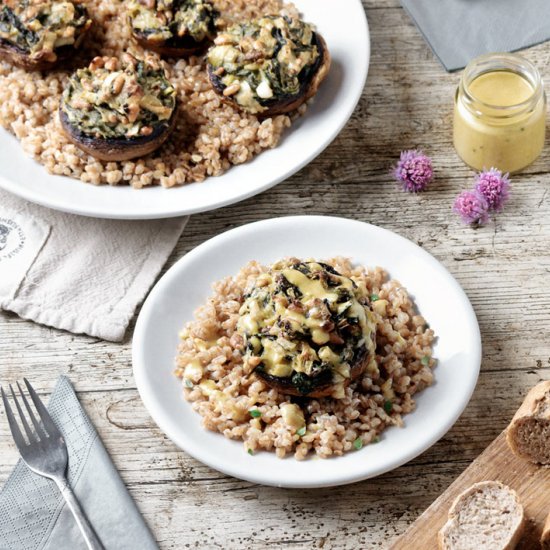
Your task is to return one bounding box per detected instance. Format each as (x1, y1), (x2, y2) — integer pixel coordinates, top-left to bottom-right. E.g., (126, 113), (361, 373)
(454, 53), (546, 173)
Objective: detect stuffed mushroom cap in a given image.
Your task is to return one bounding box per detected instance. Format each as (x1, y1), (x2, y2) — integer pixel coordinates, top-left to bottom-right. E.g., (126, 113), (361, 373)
(0, 0), (91, 70)
(207, 15), (330, 117)
(128, 0), (218, 57)
(237, 259), (376, 398)
(59, 54), (178, 161)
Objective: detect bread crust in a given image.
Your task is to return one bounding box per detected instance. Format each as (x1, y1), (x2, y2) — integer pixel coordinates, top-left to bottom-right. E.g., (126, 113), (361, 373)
(506, 380), (550, 463)
(438, 481), (525, 550)
(542, 510), (550, 549)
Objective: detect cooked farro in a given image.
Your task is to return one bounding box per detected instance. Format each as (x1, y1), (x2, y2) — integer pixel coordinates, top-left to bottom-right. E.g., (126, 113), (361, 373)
(175, 258), (436, 460)
(0, 0), (304, 188)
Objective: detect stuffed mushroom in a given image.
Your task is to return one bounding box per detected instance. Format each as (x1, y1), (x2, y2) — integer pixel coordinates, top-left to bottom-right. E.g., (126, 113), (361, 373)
(237, 259), (376, 399)
(127, 0), (218, 57)
(59, 54), (178, 161)
(0, 0), (91, 70)
(206, 15), (330, 117)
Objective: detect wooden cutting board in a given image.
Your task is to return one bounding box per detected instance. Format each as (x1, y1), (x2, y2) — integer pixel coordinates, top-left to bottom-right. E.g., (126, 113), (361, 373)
(391, 430), (550, 550)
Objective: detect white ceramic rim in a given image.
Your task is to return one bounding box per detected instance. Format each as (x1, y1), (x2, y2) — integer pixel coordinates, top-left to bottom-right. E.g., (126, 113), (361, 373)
(0, 0), (370, 219)
(133, 216), (482, 488)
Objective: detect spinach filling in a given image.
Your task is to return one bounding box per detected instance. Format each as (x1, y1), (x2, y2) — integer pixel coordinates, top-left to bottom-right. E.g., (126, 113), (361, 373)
(237, 260), (377, 396)
(207, 15), (322, 114)
(128, 0), (217, 46)
(0, 0), (89, 58)
(61, 56), (177, 140)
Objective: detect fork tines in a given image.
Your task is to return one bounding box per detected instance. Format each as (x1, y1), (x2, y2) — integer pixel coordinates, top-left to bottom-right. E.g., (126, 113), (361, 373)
(1, 378), (59, 446)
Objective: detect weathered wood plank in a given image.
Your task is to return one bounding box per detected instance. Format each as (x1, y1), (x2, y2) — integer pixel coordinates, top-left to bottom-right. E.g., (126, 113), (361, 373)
(392, 430), (550, 549)
(2, 1), (550, 548)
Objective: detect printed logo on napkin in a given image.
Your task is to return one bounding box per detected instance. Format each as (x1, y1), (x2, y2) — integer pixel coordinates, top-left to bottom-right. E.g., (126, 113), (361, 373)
(0, 209), (50, 300)
(0, 218), (24, 257)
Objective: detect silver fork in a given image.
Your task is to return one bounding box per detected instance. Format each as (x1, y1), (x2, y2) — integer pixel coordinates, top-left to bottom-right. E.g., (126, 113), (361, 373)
(1, 379), (104, 550)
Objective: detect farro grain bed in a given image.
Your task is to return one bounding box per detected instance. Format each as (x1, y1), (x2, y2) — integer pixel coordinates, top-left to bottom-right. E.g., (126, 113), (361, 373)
(176, 258), (436, 459)
(0, 0), (304, 188)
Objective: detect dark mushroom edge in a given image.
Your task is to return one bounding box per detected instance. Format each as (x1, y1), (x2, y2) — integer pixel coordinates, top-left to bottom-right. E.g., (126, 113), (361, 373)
(237, 259), (377, 399)
(0, 0), (91, 70)
(207, 15), (331, 117)
(59, 54), (178, 161)
(128, 0), (218, 58)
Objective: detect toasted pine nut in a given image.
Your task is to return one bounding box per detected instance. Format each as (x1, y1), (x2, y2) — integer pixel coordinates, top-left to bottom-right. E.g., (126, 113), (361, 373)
(121, 53), (137, 68)
(90, 56), (105, 70)
(72, 98), (91, 110)
(112, 75), (125, 95)
(127, 103), (140, 123)
(223, 83), (241, 96)
(104, 57), (118, 71)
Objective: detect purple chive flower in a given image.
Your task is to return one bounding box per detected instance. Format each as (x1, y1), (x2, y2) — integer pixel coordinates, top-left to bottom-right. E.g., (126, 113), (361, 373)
(393, 150), (433, 192)
(474, 168), (511, 212)
(453, 190), (490, 226)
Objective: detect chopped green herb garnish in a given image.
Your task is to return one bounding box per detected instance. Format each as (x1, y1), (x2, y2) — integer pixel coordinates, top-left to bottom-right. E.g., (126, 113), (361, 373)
(421, 355), (430, 366)
(249, 409), (261, 418)
(297, 426), (306, 437)
(247, 448), (254, 455)
(353, 438), (363, 450)
(184, 379), (193, 388)
(384, 400), (393, 414)
(370, 294), (380, 302)
(373, 436), (380, 444)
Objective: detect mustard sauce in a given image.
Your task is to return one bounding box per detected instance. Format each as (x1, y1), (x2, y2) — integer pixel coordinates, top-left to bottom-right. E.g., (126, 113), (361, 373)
(236, 259), (376, 396)
(468, 71), (533, 107)
(453, 54), (546, 173)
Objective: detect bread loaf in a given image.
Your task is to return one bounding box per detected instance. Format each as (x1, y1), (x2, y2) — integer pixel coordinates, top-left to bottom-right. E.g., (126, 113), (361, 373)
(506, 380), (550, 464)
(438, 481), (525, 550)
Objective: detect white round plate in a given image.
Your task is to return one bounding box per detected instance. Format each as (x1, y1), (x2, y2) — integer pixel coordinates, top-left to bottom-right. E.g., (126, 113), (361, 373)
(133, 216), (482, 488)
(0, 0), (369, 219)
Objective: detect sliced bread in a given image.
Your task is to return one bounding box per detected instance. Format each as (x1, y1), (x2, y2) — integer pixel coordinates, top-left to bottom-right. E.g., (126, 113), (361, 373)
(438, 481), (525, 550)
(542, 511), (550, 550)
(506, 380), (550, 464)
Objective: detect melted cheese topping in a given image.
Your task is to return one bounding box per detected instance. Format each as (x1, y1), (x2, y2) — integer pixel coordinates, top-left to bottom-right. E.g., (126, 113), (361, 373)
(128, 0), (217, 45)
(61, 55), (176, 140)
(0, 0), (90, 61)
(237, 259), (376, 393)
(207, 15), (320, 114)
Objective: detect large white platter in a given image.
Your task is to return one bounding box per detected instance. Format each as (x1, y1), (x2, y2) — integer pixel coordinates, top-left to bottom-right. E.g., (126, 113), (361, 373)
(133, 216), (482, 488)
(0, 0), (369, 219)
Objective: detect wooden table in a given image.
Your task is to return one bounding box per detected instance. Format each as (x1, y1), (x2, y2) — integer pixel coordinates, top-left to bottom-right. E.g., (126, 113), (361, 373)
(2, 1), (550, 548)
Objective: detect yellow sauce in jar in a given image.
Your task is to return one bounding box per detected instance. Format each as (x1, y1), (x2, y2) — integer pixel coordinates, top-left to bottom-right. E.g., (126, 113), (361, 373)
(468, 71), (533, 106)
(453, 54), (546, 173)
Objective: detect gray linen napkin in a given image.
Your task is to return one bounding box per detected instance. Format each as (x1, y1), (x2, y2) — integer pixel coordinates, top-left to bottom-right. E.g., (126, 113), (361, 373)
(401, 0), (550, 71)
(0, 376), (158, 550)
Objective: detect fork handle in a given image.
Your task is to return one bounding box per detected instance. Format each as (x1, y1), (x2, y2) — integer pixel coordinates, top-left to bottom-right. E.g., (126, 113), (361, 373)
(54, 477), (106, 550)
